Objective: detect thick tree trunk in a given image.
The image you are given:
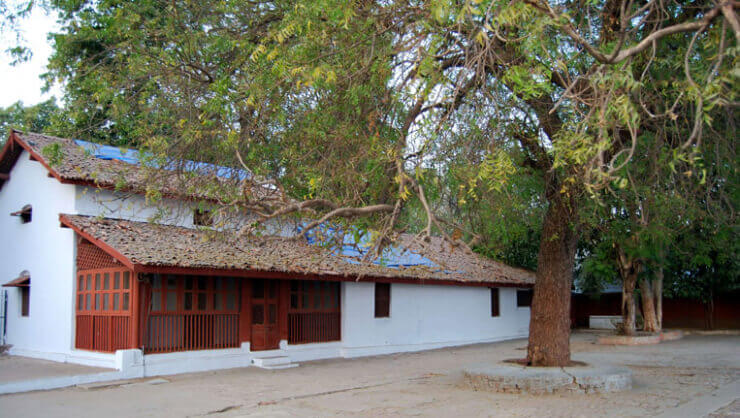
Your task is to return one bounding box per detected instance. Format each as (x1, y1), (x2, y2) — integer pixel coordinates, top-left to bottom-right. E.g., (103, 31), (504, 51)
(526, 197), (578, 367)
(640, 279), (659, 333)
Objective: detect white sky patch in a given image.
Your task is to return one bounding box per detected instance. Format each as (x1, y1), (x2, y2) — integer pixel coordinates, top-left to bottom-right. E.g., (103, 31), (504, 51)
(0, 5), (62, 107)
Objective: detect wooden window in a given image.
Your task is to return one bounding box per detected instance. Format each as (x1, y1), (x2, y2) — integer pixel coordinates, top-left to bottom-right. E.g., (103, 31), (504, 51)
(76, 268), (131, 314)
(193, 209), (213, 227)
(144, 275), (241, 354)
(517, 289), (533, 307)
(20, 287), (30, 316)
(288, 281), (340, 312)
(374, 283), (390, 318)
(490, 288), (500, 317)
(287, 280), (341, 344)
(149, 275), (238, 314)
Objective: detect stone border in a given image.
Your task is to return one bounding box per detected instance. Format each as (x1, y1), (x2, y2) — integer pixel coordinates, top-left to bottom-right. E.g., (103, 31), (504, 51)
(463, 362), (632, 395)
(597, 330), (684, 345)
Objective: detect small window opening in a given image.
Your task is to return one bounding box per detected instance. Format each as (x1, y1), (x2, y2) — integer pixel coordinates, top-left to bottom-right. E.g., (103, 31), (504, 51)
(517, 289), (533, 307)
(3, 270), (30, 317)
(490, 288), (500, 317)
(10, 204), (32, 223)
(193, 208), (213, 227)
(374, 282), (390, 318)
(21, 287), (30, 316)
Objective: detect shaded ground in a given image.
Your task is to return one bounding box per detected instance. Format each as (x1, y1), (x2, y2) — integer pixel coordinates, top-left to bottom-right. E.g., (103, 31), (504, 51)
(0, 355), (111, 383)
(0, 331), (737, 417)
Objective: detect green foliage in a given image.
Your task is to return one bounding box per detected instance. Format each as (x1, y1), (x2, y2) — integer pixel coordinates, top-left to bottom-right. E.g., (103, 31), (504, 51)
(0, 99), (60, 141)
(3, 0), (735, 283)
(41, 142), (63, 166)
(665, 219), (739, 302)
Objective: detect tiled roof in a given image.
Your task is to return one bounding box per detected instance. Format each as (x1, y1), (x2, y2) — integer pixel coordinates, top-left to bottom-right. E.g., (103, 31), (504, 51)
(60, 214), (536, 287)
(1, 130), (535, 286)
(0, 131), (279, 201)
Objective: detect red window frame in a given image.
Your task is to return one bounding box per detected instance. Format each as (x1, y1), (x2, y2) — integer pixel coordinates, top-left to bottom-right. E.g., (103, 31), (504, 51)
(148, 275), (240, 314)
(76, 268), (132, 315)
(490, 288), (500, 317)
(374, 282), (390, 318)
(288, 280), (340, 313)
(20, 287), (30, 316)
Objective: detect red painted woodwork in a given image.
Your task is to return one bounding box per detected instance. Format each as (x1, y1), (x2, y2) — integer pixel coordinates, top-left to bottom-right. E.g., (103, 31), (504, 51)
(77, 238), (122, 270)
(61, 216), (137, 271)
(141, 275), (242, 353)
(374, 282), (390, 318)
(239, 280), (251, 343)
(75, 267), (134, 352)
(287, 280), (341, 344)
(279, 280), (289, 340)
(250, 279), (281, 350)
(76, 315), (130, 352)
(288, 312), (341, 344)
(145, 313), (240, 353)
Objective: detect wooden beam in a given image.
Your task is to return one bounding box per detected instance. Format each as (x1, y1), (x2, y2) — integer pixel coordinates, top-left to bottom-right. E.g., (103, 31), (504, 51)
(134, 264), (533, 288)
(239, 279), (251, 344)
(279, 280), (289, 340)
(130, 273), (141, 349)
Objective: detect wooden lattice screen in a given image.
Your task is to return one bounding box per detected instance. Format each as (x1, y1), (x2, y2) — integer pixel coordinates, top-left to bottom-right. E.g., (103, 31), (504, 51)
(77, 238), (122, 270)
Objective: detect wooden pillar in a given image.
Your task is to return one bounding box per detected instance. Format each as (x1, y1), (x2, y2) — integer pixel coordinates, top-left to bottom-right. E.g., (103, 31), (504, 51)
(279, 280), (289, 341)
(129, 271), (141, 349)
(239, 278), (251, 344)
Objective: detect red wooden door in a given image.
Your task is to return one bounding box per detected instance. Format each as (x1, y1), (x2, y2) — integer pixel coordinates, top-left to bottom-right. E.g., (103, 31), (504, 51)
(250, 279), (280, 350)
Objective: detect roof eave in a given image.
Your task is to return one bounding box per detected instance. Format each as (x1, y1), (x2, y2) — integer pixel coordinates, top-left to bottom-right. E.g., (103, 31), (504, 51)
(59, 213), (138, 271)
(60, 213), (534, 287)
(0, 130), (69, 192)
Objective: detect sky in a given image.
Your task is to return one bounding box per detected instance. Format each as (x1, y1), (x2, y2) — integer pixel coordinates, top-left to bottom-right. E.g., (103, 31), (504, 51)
(0, 6), (62, 108)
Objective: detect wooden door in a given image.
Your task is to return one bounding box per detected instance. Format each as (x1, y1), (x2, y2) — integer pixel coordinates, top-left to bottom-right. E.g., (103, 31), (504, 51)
(250, 279), (280, 350)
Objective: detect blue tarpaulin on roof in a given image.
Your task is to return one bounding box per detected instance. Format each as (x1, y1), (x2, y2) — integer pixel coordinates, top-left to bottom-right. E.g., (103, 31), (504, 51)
(74, 139), (251, 180)
(301, 224), (448, 271)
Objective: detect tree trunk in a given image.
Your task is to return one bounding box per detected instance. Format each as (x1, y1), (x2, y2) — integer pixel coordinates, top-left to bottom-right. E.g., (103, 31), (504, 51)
(526, 196), (578, 367)
(705, 289), (715, 330)
(653, 270), (663, 330)
(617, 250), (640, 336)
(640, 279), (659, 333)
(622, 272), (637, 335)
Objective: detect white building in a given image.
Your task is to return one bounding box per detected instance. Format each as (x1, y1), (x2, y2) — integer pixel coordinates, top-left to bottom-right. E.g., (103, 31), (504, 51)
(0, 130), (534, 377)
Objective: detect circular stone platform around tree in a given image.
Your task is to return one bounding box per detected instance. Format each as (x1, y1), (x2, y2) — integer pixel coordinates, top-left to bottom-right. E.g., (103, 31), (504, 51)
(463, 362), (632, 395)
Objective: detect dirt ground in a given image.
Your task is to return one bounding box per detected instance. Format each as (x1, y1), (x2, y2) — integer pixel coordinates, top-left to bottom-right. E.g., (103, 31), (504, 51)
(0, 331), (737, 417)
(0, 356), (111, 383)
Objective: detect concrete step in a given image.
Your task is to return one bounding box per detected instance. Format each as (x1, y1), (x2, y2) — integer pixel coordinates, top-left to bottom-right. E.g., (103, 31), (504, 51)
(252, 356), (298, 370)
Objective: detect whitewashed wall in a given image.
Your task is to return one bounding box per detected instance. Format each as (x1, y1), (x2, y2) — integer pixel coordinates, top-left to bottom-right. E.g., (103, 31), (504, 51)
(340, 282), (530, 357)
(75, 186), (195, 227)
(73, 186), (277, 233)
(108, 283), (530, 377)
(0, 151), (77, 360)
